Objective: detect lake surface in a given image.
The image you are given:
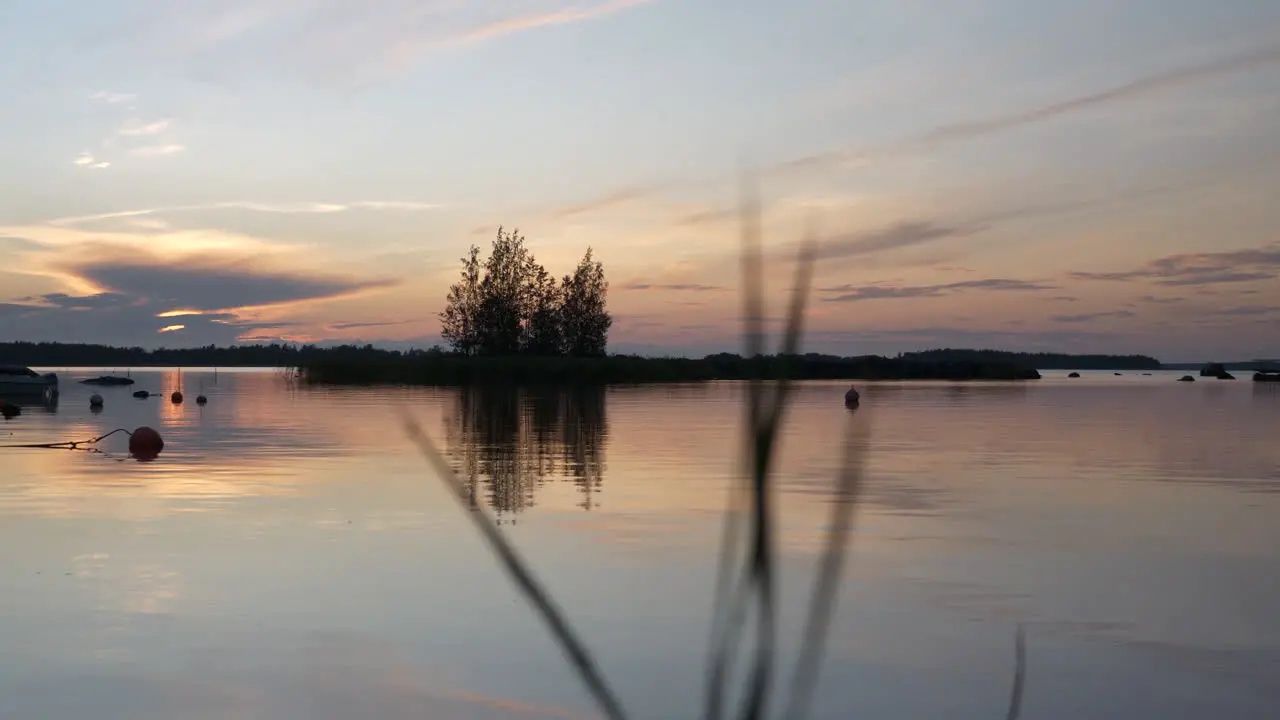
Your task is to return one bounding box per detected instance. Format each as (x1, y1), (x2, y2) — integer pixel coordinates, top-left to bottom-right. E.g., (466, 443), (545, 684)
(2, 368), (1277, 719)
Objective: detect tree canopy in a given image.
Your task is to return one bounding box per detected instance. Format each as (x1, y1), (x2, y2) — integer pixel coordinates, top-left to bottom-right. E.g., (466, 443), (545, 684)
(439, 227), (612, 357)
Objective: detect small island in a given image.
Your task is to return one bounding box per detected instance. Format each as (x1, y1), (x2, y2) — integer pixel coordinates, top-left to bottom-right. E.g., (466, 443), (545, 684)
(299, 231), (1041, 385)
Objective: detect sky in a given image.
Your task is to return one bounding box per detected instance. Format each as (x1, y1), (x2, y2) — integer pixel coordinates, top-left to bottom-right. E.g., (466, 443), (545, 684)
(1, 0), (1278, 361)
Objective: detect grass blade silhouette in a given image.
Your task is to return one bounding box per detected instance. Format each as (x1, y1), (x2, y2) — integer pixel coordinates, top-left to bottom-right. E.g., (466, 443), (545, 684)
(1005, 625), (1027, 720)
(401, 413), (629, 720)
(703, 174), (765, 720)
(703, 174), (820, 720)
(780, 406), (867, 720)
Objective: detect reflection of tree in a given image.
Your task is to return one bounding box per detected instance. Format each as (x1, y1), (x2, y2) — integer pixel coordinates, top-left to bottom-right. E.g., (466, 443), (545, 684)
(444, 385), (608, 514)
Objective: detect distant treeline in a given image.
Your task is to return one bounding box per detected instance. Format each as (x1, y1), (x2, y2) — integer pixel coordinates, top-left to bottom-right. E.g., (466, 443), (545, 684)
(2, 341), (1158, 381)
(899, 348), (1163, 370)
(1162, 360), (1280, 371)
(0, 341), (381, 367)
(299, 351), (1042, 385)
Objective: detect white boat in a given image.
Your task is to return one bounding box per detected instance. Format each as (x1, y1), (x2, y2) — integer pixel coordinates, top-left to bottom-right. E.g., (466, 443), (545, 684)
(0, 365), (59, 395)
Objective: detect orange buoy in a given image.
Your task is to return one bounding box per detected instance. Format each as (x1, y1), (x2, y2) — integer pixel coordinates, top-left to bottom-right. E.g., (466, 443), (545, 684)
(129, 426), (164, 461)
(171, 391), (184, 404)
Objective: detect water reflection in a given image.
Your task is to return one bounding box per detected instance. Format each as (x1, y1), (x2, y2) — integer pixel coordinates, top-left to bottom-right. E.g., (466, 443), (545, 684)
(3, 371), (1279, 718)
(444, 385), (607, 514)
(0, 389), (60, 415)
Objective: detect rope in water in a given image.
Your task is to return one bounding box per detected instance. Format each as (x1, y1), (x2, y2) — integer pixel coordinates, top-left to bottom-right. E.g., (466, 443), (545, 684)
(0, 427), (133, 450)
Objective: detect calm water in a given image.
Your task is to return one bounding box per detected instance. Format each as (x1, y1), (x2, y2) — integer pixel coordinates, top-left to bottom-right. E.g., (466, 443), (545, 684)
(2, 369), (1278, 719)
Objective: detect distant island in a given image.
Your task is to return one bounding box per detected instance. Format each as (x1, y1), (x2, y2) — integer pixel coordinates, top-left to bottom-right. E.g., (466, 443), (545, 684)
(1160, 359), (1280, 371)
(897, 349), (1162, 370)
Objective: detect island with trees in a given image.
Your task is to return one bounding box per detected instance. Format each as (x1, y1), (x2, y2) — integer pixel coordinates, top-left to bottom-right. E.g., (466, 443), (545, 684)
(298, 228), (1045, 384)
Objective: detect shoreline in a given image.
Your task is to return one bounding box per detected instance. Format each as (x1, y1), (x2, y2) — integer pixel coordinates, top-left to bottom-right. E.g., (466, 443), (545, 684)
(295, 354), (1044, 385)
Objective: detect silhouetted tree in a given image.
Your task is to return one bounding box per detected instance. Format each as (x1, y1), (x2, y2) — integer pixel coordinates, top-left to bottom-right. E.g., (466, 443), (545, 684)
(439, 245), (482, 355)
(523, 262), (564, 355)
(438, 229), (611, 357)
(561, 248), (611, 357)
(474, 227), (534, 355)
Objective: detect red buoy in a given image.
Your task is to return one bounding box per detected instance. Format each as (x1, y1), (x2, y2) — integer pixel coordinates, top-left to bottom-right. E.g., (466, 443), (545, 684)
(844, 386), (860, 407)
(171, 391), (184, 404)
(129, 426), (164, 461)
(0, 401), (19, 420)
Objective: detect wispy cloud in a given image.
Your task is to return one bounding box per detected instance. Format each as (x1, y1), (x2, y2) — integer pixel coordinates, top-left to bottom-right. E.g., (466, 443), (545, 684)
(779, 44), (1280, 173)
(672, 208), (734, 228)
(1213, 305), (1280, 317)
(916, 45), (1280, 147)
(621, 282), (727, 292)
(372, 0), (658, 80)
(130, 144), (186, 156)
(48, 200), (442, 227)
(128, 0), (658, 86)
(455, 0), (653, 46)
(350, 201), (442, 211)
(550, 185), (654, 219)
(812, 220), (984, 261)
(119, 118), (172, 136)
(89, 90), (136, 104)
(1052, 310), (1137, 324)
(72, 152), (110, 169)
(1071, 243), (1280, 287)
(329, 319), (415, 330)
(820, 278), (1057, 303)
(157, 324), (186, 333)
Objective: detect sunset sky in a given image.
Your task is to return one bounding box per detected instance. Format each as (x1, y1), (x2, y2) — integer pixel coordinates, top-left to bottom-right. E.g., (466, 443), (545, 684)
(2, 0), (1278, 361)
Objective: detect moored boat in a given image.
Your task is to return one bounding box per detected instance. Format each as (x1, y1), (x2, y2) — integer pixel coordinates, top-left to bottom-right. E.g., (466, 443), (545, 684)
(0, 365), (59, 395)
(81, 375), (136, 386)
